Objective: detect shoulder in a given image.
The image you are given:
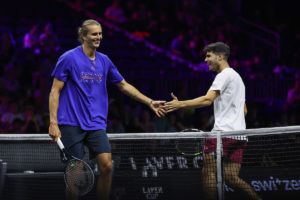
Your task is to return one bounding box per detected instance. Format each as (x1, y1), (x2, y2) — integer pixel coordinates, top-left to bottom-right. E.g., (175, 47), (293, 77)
(227, 68), (241, 76)
(221, 68), (240, 79)
(96, 51), (115, 66)
(96, 51), (110, 60)
(59, 46), (79, 60)
(223, 67), (234, 74)
(229, 68), (243, 81)
(213, 68), (237, 86)
(216, 68), (230, 79)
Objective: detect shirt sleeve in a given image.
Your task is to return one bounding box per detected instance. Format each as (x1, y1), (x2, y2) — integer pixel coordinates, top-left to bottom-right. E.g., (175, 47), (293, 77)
(51, 53), (72, 82)
(106, 56), (124, 84)
(209, 71), (230, 93)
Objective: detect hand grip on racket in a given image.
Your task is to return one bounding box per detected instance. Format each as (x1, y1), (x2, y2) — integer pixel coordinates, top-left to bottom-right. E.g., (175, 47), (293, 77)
(56, 138), (69, 161)
(56, 138), (95, 196)
(57, 138), (65, 150)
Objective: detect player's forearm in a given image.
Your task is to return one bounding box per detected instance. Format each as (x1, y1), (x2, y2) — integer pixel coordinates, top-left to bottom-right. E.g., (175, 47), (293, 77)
(120, 82), (152, 105)
(180, 96), (213, 109)
(49, 89), (60, 124)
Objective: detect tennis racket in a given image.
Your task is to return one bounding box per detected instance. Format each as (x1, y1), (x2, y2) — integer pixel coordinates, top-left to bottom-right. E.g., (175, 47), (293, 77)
(175, 128), (203, 156)
(56, 138), (95, 196)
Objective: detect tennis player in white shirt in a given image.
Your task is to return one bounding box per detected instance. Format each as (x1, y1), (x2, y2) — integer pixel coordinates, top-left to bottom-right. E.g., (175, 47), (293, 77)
(164, 42), (261, 200)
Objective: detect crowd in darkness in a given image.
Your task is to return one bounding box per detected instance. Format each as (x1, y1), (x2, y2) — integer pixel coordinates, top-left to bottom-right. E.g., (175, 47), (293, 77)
(0, 22), (60, 133)
(0, 0), (299, 134)
(85, 0), (300, 123)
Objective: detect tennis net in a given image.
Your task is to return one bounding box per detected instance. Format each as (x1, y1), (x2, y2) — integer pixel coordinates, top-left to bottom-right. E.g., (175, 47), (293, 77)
(0, 125), (300, 200)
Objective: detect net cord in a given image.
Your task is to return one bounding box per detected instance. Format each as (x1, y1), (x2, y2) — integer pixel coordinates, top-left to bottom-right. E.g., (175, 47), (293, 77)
(1, 125), (300, 141)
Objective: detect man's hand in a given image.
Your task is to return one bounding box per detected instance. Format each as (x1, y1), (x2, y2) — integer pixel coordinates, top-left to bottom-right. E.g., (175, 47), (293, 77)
(149, 100), (166, 117)
(163, 93), (182, 113)
(48, 122), (61, 141)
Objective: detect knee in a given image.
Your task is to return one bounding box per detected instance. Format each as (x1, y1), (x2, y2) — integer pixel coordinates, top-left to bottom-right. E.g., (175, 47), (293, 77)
(202, 167), (216, 183)
(224, 174), (240, 185)
(99, 160), (113, 175)
(202, 165), (216, 175)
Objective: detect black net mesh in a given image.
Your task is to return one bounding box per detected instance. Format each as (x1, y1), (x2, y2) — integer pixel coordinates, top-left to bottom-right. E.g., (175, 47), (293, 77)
(0, 127), (300, 200)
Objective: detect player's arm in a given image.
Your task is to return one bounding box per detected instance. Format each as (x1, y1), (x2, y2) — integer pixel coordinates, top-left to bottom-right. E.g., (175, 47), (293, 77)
(164, 90), (219, 112)
(244, 103), (248, 116)
(49, 78), (64, 140)
(116, 80), (152, 105)
(116, 80), (166, 117)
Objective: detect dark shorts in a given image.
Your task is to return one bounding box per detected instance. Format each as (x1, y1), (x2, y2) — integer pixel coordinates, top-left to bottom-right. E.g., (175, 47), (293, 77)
(59, 125), (111, 160)
(203, 137), (247, 164)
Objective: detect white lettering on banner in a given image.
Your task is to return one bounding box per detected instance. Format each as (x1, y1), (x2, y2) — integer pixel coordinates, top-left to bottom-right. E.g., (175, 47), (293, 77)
(251, 177), (300, 192)
(224, 184), (234, 192)
(130, 156), (300, 190)
(177, 156), (188, 169)
(165, 156), (175, 169)
(193, 156), (203, 168)
(129, 157), (137, 170)
(136, 156), (202, 177)
(151, 156), (164, 169)
(142, 158), (158, 177)
(142, 186), (163, 200)
(282, 180), (292, 191)
(291, 180), (300, 190)
(134, 156), (202, 169)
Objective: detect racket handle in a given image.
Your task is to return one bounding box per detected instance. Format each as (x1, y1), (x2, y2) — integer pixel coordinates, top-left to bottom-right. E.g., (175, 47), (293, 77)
(56, 138), (65, 150)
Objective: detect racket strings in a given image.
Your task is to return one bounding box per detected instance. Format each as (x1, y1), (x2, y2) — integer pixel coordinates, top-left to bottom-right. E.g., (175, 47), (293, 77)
(65, 159), (94, 195)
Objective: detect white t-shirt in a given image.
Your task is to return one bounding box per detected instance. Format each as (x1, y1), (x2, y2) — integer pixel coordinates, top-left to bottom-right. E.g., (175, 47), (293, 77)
(209, 67), (246, 140)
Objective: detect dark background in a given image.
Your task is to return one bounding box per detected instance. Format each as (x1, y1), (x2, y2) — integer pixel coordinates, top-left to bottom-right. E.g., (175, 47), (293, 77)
(1, 0), (300, 134)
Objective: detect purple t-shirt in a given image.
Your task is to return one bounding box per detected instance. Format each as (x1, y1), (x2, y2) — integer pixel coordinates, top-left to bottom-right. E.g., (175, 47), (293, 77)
(51, 46), (124, 130)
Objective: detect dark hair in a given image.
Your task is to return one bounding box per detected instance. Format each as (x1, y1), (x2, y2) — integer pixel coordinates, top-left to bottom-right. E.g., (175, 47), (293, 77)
(78, 19), (101, 43)
(203, 42), (230, 60)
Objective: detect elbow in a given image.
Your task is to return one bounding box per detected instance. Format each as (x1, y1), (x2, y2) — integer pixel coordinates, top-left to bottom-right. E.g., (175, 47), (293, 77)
(118, 85), (127, 94)
(117, 81), (128, 94)
(206, 100), (213, 106)
(49, 89), (60, 100)
(244, 106), (248, 116)
(203, 98), (213, 106)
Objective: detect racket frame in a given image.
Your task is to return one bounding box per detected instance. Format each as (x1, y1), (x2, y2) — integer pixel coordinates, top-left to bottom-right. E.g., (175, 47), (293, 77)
(175, 128), (204, 156)
(56, 138), (95, 196)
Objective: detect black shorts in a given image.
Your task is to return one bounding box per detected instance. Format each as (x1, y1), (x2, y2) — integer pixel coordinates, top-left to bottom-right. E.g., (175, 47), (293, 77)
(59, 125), (111, 159)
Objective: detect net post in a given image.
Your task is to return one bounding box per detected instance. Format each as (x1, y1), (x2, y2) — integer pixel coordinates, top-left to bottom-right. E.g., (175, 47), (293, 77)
(216, 132), (224, 200)
(0, 159), (7, 199)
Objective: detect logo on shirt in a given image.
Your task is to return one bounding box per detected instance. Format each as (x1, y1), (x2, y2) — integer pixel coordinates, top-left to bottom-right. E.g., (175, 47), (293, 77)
(80, 72), (102, 83)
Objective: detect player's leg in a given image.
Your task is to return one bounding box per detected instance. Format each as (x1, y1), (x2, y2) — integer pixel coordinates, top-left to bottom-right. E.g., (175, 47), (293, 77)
(202, 138), (217, 200)
(224, 161), (261, 200)
(202, 153), (217, 200)
(223, 138), (261, 200)
(95, 153), (113, 200)
(86, 130), (113, 200)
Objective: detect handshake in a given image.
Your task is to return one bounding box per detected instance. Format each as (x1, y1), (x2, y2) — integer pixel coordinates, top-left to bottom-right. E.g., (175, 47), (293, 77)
(149, 92), (181, 117)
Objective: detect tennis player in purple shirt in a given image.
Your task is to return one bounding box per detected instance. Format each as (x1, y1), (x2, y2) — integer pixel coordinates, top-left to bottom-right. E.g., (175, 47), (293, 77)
(49, 19), (166, 200)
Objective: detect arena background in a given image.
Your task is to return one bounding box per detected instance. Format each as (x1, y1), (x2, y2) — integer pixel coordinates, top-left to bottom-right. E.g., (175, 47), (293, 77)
(0, 0), (299, 199)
